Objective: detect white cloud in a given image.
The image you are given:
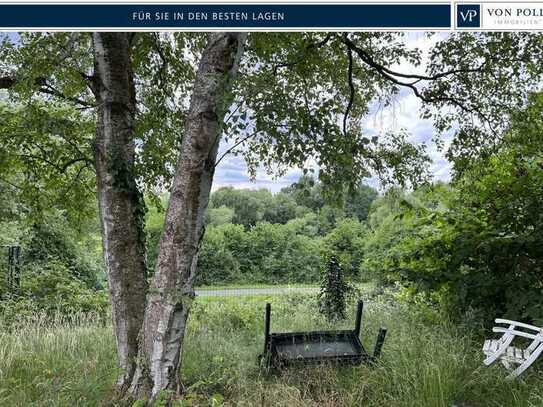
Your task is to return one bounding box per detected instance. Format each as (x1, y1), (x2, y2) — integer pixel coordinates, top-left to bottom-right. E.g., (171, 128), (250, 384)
(213, 32), (455, 192)
(213, 153), (304, 192)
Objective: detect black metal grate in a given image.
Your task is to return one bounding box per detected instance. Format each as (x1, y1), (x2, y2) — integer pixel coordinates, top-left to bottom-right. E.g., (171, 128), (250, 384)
(262, 300), (387, 369)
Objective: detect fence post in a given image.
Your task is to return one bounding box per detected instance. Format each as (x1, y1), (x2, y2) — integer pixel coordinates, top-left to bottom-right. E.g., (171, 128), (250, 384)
(354, 300), (364, 338)
(373, 327), (387, 359)
(13, 245), (20, 292)
(264, 303), (271, 355)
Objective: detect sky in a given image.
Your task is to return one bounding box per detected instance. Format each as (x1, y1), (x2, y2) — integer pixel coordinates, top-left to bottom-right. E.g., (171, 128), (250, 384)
(2, 31), (453, 193)
(213, 32), (453, 192)
(212, 86), (453, 192)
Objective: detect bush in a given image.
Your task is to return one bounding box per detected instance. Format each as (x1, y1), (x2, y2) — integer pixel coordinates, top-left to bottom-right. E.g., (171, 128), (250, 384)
(364, 149), (543, 325)
(23, 216), (103, 289)
(196, 224), (244, 285)
(197, 222), (322, 285)
(1, 261), (109, 326)
(318, 256), (357, 322)
(321, 218), (367, 278)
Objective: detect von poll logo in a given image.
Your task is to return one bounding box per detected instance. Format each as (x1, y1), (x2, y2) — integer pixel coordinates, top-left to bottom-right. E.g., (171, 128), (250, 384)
(457, 4), (481, 28)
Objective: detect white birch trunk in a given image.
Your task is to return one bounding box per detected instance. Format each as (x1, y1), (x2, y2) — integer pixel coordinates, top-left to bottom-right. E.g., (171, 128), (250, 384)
(128, 32), (247, 401)
(92, 32), (148, 391)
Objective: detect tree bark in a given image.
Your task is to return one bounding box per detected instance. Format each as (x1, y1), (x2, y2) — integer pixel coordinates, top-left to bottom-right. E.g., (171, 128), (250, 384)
(128, 32), (247, 401)
(92, 32), (148, 391)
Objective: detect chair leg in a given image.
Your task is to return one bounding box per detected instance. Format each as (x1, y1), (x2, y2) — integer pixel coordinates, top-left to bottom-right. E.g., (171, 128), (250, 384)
(506, 343), (543, 379)
(500, 359), (512, 370)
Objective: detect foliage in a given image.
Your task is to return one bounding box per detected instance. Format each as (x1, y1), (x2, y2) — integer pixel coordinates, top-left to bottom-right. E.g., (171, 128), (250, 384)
(144, 195), (168, 274)
(0, 33), (201, 202)
(197, 222), (322, 285)
(285, 212), (320, 238)
(0, 203), (105, 320)
(344, 182), (379, 221)
(0, 101), (96, 223)
(284, 175), (379, 224)
(24, 217), (103, 288)
(205, 205), (235, 227)
(321, 218), (367, 277)
(144, 180), (376, 284)
(3, 294), (543, 406)
(3, 32), (543, 401)
(4, 32), (542, 207)
(262, 191), (303, 225)
(1, 210), (102, 283)
(364, 96), (543, 324)
(363, 186), (452, 286)
(318, 256), (357, 321)
(281, 175), (324, 212)
(0, 261), (108, 325)
(208, 186), (315, 229)
(5, 31), (541, 311)
(236, 34), (433, 191)
(197, 224), (245, 284)
(209, 187), (273, 228)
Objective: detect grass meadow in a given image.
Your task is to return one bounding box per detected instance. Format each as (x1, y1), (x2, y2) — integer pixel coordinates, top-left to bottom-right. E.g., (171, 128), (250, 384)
(1, 294), (543, 406)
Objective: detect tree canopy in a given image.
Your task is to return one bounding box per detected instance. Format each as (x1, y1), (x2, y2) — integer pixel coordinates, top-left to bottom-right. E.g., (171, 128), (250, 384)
(3, 32), (543, 211)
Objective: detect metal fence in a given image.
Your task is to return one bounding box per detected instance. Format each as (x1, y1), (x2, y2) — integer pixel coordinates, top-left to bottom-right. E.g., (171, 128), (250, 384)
(0, 245), (21, 295)
(194, 284), (319, 298)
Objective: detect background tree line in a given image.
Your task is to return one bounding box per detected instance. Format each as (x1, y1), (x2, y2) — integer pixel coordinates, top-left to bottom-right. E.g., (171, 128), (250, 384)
(146, 175), (377, 285)
(5, 86), (542, 329)
(0, 173), (377, 315)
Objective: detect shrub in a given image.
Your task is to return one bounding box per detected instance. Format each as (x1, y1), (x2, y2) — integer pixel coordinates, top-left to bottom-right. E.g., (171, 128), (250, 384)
(1, 261), (109, 326)
(197, 222), (322, 285)
(318, 256), (357, 322)
(321, 218), (367, 278)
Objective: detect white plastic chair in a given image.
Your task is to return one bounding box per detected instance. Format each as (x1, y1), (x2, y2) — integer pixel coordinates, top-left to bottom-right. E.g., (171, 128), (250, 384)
(483, 318), (543, 379)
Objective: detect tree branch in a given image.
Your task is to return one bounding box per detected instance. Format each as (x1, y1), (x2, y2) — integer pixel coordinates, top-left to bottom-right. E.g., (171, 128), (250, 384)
(18, 145), (91, 175)
(39, 82), (95, 108)
(0, 176), (23, 190)
(341, 35), (493, 127)
(58, 160), (94, 203)
(214, 130), (260, 168)
(272, 33), (334, 75)
(341, 36), (486, 84)
(0, 75), (95, 108)
(343, 36), (355, 137)
(60, 157), (94, 173)
(151, 33), (168, 88)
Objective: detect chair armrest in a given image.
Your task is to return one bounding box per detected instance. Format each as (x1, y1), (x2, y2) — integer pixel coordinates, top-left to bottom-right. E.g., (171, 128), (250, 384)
(493, 327), (542, 341)
(495, 319), (542, 333)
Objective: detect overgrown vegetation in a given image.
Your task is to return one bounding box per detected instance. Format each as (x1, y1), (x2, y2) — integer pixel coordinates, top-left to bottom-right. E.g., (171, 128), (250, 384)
(3, 92), (543, 327)
(146, 178), (376, 285)
(364, 94), (543, 325)
(3, 125), (541, 402)
(0, 205), (108, 323)
(1, 29), (543, 403)
(318, 256), (357, 322)
(2, 294), (542, 406)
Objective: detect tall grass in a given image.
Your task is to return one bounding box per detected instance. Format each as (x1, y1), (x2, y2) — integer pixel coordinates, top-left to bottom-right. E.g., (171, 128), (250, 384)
(1, 295), (542, 406)
(184, 295), (543, 407)
(0, 313), (117, 406)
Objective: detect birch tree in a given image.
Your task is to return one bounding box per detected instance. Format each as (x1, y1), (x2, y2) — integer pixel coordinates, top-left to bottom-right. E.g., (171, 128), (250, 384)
(127, 32), (247, 399)
(91, 33), (148, 391)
